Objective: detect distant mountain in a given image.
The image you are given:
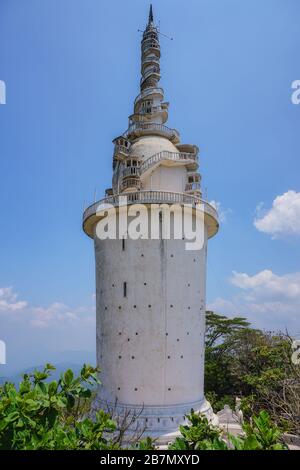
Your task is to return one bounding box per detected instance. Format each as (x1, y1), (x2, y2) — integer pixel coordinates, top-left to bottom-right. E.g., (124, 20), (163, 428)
(0, 362), (96, 386)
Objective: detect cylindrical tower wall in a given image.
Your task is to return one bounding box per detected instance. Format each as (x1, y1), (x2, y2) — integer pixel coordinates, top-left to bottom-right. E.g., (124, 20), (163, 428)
(94, 209), (208, 409)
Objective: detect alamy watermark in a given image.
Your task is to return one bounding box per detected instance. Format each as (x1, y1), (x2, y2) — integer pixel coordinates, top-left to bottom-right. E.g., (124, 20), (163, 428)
(95, 197), (206, 251)
(291, 80), (300, 105)
(0, 340), (6, 365)
(0, 80), (6, 104)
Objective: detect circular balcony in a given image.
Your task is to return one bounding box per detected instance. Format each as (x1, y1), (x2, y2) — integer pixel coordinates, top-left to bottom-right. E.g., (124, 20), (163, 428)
(134, 87), (164, 109)
(124, 122), (180, 144)
(83, 191), (219, 239)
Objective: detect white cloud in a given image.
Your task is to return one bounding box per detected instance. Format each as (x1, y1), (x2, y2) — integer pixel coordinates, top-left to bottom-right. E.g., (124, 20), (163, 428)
(0, 286), (95, 328)
(254, 190), (300, 238)
(230, 270), (300, 301)
(209, 200), (232, 223)
(31, 302), (79, 328)
(208, 270), (300, 334)
(0, 287), (27, 312)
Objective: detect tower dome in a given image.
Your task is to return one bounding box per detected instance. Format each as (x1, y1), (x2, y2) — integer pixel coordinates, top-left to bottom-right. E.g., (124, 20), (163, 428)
(129, 135), (178, 160)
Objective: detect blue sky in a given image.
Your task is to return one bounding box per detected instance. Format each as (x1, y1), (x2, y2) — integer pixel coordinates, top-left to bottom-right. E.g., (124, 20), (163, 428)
(0, 0), (299, 375)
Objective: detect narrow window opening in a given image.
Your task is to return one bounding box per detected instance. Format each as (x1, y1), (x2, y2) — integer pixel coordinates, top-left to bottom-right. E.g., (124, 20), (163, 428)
(123, 282), (127, 298)
(122, 238), (125, 251)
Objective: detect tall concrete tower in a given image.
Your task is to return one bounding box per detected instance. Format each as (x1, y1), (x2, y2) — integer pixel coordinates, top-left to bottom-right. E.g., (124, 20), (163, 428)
(83, 5), (219, 441)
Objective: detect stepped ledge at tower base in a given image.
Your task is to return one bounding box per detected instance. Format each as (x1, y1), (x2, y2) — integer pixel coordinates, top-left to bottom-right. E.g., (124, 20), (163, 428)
(83, 4), (219, 442)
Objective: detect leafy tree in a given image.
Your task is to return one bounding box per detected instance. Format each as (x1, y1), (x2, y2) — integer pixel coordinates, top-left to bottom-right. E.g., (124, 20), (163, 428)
(205, 311), (300, 434)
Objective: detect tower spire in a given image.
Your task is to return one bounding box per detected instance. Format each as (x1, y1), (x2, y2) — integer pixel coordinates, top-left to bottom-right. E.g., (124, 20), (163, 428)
(148, 4), (154, 25)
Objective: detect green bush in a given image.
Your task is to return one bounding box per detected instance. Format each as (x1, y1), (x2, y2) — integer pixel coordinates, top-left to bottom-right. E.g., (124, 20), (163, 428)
(169, 410), (287, 451)
(0, 363), (118, 450)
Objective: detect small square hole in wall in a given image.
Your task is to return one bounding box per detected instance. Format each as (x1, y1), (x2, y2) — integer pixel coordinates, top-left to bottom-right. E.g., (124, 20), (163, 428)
(118, 306), (122, 310)
(134, 388), (138, 391)
(118, 356), (122, 359)
(144, 282), (147, 286)
(168, 387), (171, 391)
(133, 305), (137, 308)
(135, 332), (138, 335)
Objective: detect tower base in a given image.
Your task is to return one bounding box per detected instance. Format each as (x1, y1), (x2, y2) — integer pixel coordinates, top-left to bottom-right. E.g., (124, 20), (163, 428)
(91, 396), (218, 446)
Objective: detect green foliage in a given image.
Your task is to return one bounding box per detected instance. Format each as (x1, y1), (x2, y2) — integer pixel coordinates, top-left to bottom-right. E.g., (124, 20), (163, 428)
(169, 410), (225, 450)
(134, 436), (156, 450)
(230, 411), (287, 450)
(169, 410), (287, 451)
(0, 364), (118, 450)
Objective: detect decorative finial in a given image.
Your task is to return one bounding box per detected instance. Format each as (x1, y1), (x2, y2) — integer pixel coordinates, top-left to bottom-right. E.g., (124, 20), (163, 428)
(148, 4), (154, 25)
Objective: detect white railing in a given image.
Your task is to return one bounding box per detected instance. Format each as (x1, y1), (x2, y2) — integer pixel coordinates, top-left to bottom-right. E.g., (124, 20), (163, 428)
(122, 166), (140, 178)
(124, 122), (180, 142)
(140, 151), (198, 174)
(83, 191), (218, 224)
(185, 182), (201, 192)
(134, 87), (164, 106)
(121, 178), (141, 191)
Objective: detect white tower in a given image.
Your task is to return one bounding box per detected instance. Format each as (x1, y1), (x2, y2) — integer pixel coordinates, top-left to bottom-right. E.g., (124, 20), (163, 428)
(83, 5), (219, 441)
